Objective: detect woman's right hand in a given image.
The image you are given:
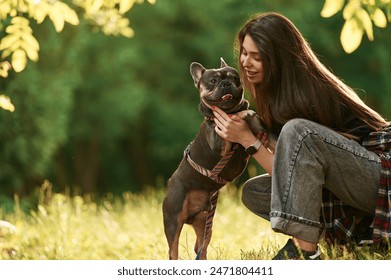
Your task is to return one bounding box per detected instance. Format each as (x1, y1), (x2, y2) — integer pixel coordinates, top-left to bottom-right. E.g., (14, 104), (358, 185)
(212, 106), (257, 148)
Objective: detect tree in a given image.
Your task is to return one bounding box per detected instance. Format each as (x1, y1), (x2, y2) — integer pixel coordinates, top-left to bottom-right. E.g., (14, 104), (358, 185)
(321, 0), (391, 53)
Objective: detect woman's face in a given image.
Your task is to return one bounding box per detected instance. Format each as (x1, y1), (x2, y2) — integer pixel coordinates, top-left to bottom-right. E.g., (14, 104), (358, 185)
(240, 34), (264, 84)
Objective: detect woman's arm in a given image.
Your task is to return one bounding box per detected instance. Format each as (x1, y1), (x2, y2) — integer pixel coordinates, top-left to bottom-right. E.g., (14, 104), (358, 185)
(213, 107), (274, 175)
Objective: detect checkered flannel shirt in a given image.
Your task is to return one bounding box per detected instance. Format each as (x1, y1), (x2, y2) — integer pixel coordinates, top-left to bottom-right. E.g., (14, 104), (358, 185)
(321, 124), (391, 245)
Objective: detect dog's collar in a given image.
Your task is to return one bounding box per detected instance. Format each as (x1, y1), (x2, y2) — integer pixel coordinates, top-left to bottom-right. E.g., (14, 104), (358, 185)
(198, 100), (249, 121)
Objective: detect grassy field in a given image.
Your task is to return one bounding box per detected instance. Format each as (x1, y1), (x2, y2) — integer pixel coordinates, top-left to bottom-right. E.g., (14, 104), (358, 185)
(0, 181), (389, 260)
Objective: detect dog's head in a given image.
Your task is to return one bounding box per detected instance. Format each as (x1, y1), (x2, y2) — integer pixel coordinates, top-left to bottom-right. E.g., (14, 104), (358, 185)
(190, 58), (245, 113)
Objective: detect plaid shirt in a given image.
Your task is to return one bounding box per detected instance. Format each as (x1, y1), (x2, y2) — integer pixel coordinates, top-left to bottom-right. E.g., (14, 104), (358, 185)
(321, 125), (391, 245)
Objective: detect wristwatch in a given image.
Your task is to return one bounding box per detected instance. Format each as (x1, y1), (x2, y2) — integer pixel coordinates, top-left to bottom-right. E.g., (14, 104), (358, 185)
(245, 139), (262, 156)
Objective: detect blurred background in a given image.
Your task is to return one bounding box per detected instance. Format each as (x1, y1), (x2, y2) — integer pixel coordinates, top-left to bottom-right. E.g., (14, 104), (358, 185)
(0, 0), (390, 198)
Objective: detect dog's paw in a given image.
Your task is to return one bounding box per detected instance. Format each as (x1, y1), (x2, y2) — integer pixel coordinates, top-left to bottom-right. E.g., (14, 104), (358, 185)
(236, 110), (256, 120)
(236, 109), (278, 153)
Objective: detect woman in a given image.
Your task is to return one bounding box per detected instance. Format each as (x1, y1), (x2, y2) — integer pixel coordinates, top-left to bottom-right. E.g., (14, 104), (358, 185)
(212, 12), (391, 259)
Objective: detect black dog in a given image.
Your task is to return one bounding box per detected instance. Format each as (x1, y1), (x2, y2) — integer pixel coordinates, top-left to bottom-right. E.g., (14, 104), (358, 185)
(162, 58), (266, 260)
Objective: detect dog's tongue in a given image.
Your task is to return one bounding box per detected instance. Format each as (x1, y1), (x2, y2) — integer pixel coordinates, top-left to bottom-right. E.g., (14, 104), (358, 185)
(221, 94), (233, 101)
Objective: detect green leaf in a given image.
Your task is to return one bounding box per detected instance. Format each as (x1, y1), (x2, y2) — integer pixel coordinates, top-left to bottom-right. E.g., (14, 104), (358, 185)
(63, 8), (79, 26)
(89, 0), (104, 14)
(1, 49), (12, 59)
(21, 32), (40, 52)
(32, 2), (50, 24)
(11, 49), (27, 73)
(11, 16), (29, 26)
(0, 62), (11, 78)
(0, 2), (12, 20)
(343, 0), (360, 20)
(21, 41), (39, 62)
(357, 8), (373, 41)
(0, 34), (20, 51)
(49, 4), (65, 32)
(58, 2), (80, 26)
(372, 8), (387, 28)
(321, 0), (345, 18)
(119, 0), (136, 14)
(0, 94), (15, 112)
(120, 27), (134, 37)
(340, 17), (363, 53)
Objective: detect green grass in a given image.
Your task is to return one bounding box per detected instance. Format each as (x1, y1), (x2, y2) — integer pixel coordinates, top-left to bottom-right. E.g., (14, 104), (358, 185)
(0, 181), (390, 260)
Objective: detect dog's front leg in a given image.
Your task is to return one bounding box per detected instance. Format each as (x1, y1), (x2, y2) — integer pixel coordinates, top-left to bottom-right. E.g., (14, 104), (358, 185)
(163, 179), (187, 260)
(237, 110), (277, 151)
(163, 202), (183, 260)
(191, 212), (210, 260)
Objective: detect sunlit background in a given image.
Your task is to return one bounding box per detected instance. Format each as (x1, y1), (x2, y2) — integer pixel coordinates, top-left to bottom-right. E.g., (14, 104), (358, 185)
(0, 0), (390, 260)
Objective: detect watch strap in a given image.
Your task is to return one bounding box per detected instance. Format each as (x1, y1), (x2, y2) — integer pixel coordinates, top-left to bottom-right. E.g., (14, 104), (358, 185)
(245, 139), (262, 156)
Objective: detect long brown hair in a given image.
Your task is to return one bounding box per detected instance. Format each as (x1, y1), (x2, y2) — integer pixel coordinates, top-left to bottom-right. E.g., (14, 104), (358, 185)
(235, 12), (388, 137)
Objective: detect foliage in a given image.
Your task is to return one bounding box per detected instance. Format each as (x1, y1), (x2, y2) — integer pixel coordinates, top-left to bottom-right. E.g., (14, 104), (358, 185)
(0, 94), (14, 112)
(0, 0), (155, 75)
(1, 184), (390, 260)
(0, 0), (155, 111)
(1, 16), (41, 73)
(0, 19), (85, 194)
(321, 0), (391, 53)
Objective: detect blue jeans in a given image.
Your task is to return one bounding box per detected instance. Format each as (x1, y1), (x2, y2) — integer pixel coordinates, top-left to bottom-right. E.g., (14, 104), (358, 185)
(242, 119), (381, 243)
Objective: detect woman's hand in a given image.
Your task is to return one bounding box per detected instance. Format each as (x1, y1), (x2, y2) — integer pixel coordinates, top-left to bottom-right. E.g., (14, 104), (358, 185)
(213, 106), (274, 174)
(212, 106), (257, 148)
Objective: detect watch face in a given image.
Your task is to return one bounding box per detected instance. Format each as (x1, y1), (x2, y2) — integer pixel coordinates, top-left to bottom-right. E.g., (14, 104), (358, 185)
(245, 146), (257, 155)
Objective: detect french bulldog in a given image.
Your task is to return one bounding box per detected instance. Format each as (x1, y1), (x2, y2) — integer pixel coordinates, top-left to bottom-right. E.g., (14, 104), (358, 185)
(162, 58), (271, 260)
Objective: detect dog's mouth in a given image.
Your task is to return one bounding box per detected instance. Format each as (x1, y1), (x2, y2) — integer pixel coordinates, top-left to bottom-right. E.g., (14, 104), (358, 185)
(206, 94), (233, 104)
(221, 94), (233, 101)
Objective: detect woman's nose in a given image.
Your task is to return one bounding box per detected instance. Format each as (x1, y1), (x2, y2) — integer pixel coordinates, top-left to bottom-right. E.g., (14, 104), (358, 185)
(242, 56), (251, 68)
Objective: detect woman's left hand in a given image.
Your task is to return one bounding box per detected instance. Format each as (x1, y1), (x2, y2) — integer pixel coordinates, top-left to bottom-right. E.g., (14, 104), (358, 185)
(212, 106), (257, 147)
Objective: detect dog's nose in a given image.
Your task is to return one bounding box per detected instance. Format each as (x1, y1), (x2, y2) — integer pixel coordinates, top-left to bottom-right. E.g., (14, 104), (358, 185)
(220, 80), (231, 88)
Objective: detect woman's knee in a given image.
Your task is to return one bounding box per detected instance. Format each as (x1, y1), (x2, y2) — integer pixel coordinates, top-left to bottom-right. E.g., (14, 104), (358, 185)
(277, 119), (324, 152)
(241, 174), (272, 219)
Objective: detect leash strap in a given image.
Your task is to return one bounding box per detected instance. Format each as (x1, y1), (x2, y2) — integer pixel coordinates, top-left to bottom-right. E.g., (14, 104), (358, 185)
(196, 190), (219, 260)
(209, 147), (237, 181)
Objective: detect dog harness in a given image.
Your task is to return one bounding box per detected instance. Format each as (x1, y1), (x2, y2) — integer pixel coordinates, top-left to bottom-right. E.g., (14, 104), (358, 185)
(184, 142), (239, 185)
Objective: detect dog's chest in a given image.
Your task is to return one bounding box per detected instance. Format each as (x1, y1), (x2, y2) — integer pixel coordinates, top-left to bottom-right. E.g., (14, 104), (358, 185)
(189, 127), (249, 183)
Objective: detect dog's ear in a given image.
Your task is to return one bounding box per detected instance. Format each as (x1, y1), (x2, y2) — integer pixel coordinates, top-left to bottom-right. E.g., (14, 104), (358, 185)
(220, 57), (228, 68)
(190, 62), (205, 88)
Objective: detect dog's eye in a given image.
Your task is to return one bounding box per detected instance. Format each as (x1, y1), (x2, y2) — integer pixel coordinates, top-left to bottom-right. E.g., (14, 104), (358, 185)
(210, 78), (217, 84)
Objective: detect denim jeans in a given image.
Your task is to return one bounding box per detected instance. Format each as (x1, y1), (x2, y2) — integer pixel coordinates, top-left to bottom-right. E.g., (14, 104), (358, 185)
(242, 118), (381, 243)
